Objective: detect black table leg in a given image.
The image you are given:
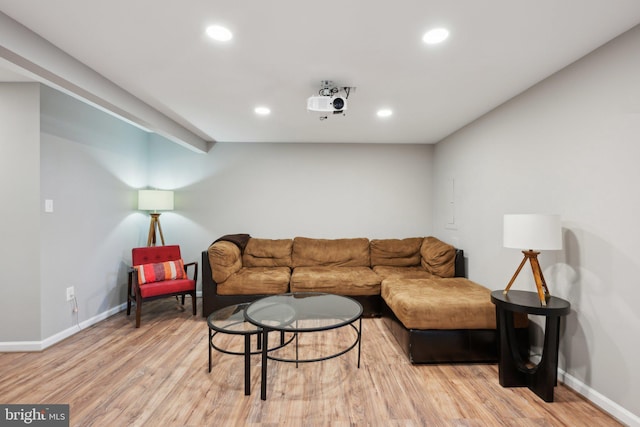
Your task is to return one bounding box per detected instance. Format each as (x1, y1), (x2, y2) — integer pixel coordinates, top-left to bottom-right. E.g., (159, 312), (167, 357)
(244, 334), (251, 395)
(357, 317), (362, 368)
(261, 327), (269, 400)
(529, 316), (562, 402)
(497, 308), (526, 387)
(208, 328), (212, 373)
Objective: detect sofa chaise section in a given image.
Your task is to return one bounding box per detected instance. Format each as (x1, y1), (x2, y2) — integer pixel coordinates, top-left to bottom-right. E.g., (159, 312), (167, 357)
(381, 276), (529, 363)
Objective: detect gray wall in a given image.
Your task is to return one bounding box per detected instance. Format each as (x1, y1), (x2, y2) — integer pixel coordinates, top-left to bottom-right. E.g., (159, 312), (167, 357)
(147, 136), (435, 287)
(0, 83), (41, 342)
(39, 86), (150, 339)
(0, 83), (148, 345)
(432, 25), (640, 422)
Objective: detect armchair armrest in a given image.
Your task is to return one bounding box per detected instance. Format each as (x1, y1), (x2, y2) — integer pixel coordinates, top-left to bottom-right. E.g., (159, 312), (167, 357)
(128, 267), (139, 298)
(183, 261), (199, 282)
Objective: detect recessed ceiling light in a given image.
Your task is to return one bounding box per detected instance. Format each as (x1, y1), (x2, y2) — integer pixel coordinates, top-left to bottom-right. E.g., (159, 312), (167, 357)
(254, 106), (271, 115)
(377, 109), (393, 118)
(422, 28), (449, 45)
(206, 25), (233, 42)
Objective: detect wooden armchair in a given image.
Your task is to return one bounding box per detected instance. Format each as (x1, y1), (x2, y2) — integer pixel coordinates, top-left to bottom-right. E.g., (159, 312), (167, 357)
(127, 245), (197, 328)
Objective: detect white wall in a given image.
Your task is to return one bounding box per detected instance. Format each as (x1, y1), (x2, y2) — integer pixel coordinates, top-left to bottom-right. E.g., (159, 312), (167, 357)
(39, 86), (148, 339)
(433, 25), (640, 423)
(0, 83), (41, 342)
(147, 137), (435, 288)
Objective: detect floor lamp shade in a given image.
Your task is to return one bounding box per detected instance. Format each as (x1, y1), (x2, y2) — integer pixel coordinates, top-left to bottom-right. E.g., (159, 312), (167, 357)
(138, 190), (174, 246)
(138, 190), (174, 212)
(503, 214), (562, 306)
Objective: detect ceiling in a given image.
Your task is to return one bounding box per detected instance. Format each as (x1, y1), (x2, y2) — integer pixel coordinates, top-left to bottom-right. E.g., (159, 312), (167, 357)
(1, 1), (640, 149)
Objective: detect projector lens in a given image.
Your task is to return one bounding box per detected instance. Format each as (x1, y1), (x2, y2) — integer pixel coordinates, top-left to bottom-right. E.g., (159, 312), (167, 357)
(332, 97), (344, 110)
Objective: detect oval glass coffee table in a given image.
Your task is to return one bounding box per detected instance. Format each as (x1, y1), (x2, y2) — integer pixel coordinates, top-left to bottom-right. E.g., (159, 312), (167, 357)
(244, 292), (363, 400)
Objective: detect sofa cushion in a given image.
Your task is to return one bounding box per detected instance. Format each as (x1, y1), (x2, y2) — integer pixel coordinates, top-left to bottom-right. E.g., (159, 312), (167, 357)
(420, 236), (456, 278)
(290, 266), (381, 296)
(208, 241), (242, 283)
(372, 265), (432, 281)
(382, 278), (498, 330)
(292, 237), (370, 268)
(370, 237), (423, 267)
(217, 267), (291, 295)
(243, 238), (293, 267)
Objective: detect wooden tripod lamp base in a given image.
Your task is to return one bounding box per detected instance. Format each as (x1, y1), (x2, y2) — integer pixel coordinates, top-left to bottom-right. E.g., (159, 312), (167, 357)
(146, 213), (165, 247)
(503, 250), (550, 306)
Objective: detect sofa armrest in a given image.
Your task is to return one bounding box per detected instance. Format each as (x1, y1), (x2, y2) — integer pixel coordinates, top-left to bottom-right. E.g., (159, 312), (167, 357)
(208, 241), (242, 282)
(454, 249), (466, 278)
(202, 250), (217, 314)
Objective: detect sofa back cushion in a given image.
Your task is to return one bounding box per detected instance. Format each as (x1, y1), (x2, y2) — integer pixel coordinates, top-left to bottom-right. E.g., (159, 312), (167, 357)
(242, 238), (293, 267)
(292, 237), (370, 268)
(370, 237), (424, 267)
(208, 241), (242, 283)
(420, 236), (456, 278)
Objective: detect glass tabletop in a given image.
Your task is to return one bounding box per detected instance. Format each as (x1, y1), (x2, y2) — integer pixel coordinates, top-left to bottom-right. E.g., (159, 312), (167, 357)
(244, 292), (363, 332)
(207, 303), (260, 334)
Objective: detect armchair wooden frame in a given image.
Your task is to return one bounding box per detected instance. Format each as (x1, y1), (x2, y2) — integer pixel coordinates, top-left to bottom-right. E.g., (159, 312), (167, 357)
(127, 246), (198, 328)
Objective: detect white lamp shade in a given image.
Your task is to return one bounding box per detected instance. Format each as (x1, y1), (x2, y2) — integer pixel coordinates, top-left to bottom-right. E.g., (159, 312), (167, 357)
(503, 214), (562, 250)
(138, 190), (174, 211)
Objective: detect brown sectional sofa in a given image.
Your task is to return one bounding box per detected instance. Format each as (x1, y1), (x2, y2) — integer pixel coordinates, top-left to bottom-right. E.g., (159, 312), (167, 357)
(202, 234), (528, 363)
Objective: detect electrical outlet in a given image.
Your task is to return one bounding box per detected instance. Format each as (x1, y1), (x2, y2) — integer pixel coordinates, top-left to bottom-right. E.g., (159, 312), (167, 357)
(66, 286), (75, 301)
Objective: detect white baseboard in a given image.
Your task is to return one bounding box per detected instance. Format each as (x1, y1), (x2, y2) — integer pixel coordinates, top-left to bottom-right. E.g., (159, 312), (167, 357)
(0, 303), (128, 352)
(0, 340), (43, 352)
(40, 303), (129, 350)
(0, 293), (203, 353)
(559, 369), (639, 427)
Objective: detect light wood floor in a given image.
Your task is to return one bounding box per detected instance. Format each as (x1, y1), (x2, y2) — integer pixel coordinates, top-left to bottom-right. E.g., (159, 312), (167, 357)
(0, 298), (622, 426)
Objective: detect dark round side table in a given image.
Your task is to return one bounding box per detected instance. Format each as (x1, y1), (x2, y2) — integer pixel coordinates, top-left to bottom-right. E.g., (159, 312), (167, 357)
(491, 290), (571, 402)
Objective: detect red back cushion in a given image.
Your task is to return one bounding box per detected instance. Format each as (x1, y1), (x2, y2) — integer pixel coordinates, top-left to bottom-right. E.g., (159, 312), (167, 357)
(132, 245), (182, 266)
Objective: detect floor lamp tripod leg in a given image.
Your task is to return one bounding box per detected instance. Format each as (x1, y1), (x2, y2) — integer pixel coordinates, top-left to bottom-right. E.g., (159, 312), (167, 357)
(156, 218), (165, 246)
(146, 217), (155, 246)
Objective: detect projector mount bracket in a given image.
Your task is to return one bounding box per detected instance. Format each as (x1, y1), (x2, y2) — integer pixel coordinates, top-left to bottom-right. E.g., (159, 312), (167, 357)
(315, 80), (355, 121)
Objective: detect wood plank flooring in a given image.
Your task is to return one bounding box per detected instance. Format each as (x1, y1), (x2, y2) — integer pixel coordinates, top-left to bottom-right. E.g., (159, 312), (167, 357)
(0, 299), (622, 426)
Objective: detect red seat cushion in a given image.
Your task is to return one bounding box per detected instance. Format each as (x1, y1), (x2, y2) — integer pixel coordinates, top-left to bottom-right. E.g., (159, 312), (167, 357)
(139, 279), (195, 298)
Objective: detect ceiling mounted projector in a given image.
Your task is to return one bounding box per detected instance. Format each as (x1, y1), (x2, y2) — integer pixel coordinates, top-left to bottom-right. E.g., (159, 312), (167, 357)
(307, 95), (347, 112)
(306, 80), (354, 118)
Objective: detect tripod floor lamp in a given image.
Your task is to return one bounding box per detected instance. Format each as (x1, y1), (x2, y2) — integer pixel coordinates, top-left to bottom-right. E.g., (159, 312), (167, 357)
(503, 214), (562, 306)
(138, 189), (174, 246)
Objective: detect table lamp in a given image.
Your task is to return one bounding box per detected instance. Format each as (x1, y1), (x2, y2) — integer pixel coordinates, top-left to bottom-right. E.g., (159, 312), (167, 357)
(138, 189), (174, 246)
(503, 214), (562, 306)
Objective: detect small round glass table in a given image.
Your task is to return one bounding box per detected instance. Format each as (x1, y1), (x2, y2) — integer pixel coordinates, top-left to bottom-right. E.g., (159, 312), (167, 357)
(207, 303), (260, 396)
(207, 303), (292, 396)
(244, 292), (363, 400)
